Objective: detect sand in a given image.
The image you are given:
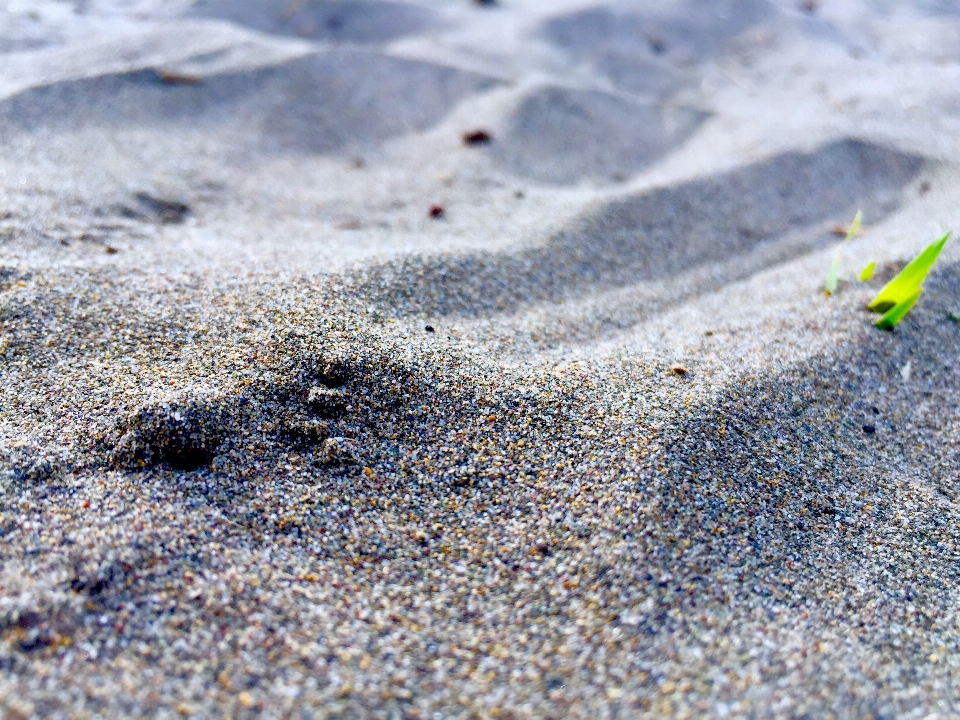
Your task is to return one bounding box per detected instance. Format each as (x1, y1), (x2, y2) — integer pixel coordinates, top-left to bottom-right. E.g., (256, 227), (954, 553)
(2, 0), (960, 717)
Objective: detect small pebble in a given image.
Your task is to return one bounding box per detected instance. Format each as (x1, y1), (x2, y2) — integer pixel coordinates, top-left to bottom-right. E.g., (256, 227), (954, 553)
(462, 130), (492, 145)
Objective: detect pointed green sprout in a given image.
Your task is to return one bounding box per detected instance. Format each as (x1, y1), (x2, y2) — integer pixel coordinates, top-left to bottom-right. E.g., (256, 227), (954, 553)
(824, 210), (862, 295)
(867, 232), (949, 312)
(874, 287), (923, 330)
(859, 261), (875, 282)
(867, 232), (950, 328)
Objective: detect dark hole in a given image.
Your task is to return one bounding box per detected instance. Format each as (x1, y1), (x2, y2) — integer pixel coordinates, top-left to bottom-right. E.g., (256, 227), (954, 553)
(157, 445), (216, 471)
(319, 362), (351, 389)
(309, 394), (348, 420)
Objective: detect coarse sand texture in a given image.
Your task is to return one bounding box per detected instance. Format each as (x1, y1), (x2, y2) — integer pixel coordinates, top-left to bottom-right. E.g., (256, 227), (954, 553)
(2, 1), (960, 718)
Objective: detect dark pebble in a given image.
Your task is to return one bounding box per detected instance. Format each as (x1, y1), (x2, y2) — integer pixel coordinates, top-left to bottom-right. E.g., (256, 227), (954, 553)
(462, 130), (492, 145)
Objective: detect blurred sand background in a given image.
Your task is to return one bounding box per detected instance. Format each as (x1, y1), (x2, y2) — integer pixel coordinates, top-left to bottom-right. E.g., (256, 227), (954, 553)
(3, 0), (960, 717)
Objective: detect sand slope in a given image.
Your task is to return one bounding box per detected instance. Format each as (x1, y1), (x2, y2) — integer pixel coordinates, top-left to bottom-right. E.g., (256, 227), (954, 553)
(2, 1), (960, 718)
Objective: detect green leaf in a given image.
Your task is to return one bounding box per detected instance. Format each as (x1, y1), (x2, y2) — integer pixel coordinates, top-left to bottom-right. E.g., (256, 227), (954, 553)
(867, 232), (950, 313)
(858, 261), (875, 282)
(875, 287), (923, 330)
(824, 210), (863, 295)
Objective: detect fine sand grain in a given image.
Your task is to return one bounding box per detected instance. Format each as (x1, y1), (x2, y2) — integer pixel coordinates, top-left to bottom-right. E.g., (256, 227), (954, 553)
(3, 1), (960, 718)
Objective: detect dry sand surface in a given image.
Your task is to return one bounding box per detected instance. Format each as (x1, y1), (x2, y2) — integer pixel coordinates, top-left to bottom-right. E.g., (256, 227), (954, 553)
(3, 0), (960, 717)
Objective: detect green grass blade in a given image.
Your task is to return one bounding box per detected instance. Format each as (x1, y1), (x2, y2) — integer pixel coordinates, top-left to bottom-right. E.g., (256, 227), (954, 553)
(867, 232), (950, 313)
(824, 251), (841, 295)
(858, 261), (875, 281)
(824, 210), (863, 295)
(846, 210), (862, 241)
(875, 287), (923, 330)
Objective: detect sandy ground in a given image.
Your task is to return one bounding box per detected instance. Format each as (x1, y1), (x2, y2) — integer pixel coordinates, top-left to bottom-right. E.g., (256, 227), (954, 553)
(3, 0), (960, 717)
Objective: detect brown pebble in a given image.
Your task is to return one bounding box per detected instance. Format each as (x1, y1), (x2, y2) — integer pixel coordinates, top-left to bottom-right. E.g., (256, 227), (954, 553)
(462, 130), (492, 145)
(217, 670), (233, 690)
(157, 70), (202, 86)
(671, 366), (688, 376)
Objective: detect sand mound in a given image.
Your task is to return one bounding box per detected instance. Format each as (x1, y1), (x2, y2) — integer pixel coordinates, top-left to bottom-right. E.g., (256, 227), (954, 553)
(541, 0), (775, 94)
(363, 138), (925, 317)
(0, 49), (498, 157)
(493, 0), (781, 184)
(490, 85), (707, 184)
